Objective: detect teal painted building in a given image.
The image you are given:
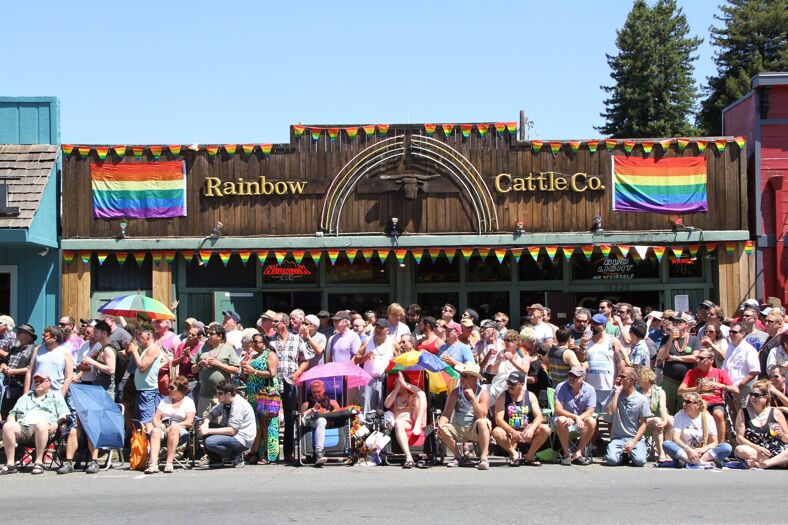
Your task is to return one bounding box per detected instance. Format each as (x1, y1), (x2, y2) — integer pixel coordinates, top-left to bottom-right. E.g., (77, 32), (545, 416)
(0, 97), (60, 330)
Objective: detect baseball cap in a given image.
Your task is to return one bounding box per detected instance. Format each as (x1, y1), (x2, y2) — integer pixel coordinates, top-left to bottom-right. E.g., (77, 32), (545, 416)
(741, 298), (760, 310)
(699, 300), (714, 310)
(480, 320), (496, 330)
(527, 303), (545, 312)
(222, 310), (241, 322)
(506, 371), (526, 385)
(761, 307), (773, 316)
(460, 318), (474, 328)
(33, 371), (51, 380)
(317, 310), (330, 318)
(374, 319), (393, 329)
(444, 322), (460, 333)
(590, 313), (608, 325)
(568, 366), (586, 378)
(331, 310), (351, 321)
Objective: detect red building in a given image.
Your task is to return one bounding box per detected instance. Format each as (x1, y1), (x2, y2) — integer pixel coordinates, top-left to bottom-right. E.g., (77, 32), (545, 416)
(723, 72), (788, 305)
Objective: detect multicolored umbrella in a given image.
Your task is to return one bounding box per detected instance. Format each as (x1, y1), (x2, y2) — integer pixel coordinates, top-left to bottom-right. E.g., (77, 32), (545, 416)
(98, 293), (176, 321)
(296, 361), (373, 389)
(385, 351), (459, 394)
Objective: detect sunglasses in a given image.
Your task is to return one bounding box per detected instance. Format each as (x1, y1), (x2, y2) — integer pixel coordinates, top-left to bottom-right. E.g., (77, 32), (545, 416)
(616, 374), (629, 379)
(750, 392), (767, 400)
(770, 375), (782, 379)
(58, 322), (70, 327)
(697, 356), (711, 361)
(494, 319), (504, 323)
(729, 330), (742, 335)
(207, 331), (219, 336)
(682, 399), (698, 405)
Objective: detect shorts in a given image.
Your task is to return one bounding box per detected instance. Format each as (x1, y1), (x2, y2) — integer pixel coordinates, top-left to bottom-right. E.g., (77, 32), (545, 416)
(442, 418), (492, 443)
(707, 403), (726, 414)
(19, 424), (37, 442)
(136, 389), (160, 423)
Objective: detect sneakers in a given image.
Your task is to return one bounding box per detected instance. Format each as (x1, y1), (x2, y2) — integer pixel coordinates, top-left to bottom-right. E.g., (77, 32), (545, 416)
(85, 461), (100, 474)
(57, 462), (75, 475)
(561, 456), (572, 466)
(573, 456), (592, 466)
(232, 455), (245, 469)
(675, 458), (687, 469)
(314, 451), (327, 467)
(194, 456), (213, 470)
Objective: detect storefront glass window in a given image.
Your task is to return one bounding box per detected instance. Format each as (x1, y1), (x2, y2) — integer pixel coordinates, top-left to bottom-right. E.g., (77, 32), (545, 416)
(325, 257), (388, 284)
(261, 255), (318, 285)
(518, 254), (562, 281)
(570, 250), (659, 281)
(327, 292), (389, 313)
(416, 292), (460, 319)
(668, 250), (704, 279)
(467, 291), (510, 322)
(467, 254), (512, 282)
(185, 256), (256, 288)
(95, 257), (152, 291)
(263, 291), (322, 313)
(415, 256), (460, 283)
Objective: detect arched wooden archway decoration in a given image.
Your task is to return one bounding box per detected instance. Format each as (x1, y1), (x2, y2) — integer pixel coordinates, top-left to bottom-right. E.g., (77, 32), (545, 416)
(320, 134), (499, 234)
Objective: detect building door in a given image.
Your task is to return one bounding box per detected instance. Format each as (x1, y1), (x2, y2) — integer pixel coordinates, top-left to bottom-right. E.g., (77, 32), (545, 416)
(0, 266), (16, 319)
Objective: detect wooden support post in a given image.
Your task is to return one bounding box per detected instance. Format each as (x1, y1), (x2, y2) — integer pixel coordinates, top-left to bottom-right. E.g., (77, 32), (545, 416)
(152, 257), (173, 310)
(61, 257), (91, 320)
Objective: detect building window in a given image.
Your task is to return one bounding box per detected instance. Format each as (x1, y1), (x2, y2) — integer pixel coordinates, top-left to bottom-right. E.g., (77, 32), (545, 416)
(261, 255), (318, 285)
(519, 254), (562, 281)
(668, 250), (704, 279)
(94, 257), (152, 291)
(185, 255), (256, 288)
(570, 251), (659, 281)
(325, 257), (388, 284)
(415, 257), (460, 283)
(467, 254), (512, 282)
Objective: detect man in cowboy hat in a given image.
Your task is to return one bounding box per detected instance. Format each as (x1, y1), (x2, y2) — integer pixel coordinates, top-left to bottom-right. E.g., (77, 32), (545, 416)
(437, 362), (492, 470)
(0, 323), (37, 419)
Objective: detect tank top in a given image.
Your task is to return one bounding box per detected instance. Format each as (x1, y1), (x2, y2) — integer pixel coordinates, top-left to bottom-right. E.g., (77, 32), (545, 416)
(34, 345), (67, 390)
(93, 345), (116, 393)
(547, 346), (571, 384)
(363, 336), (394, 378)
(585, 336), (615, 391)
(417, 337), (441, 355)
(452, 384), (481, 427)
(309, 394), (334, 412)
(743, 407), (787, 456)
(134, 345), (161, 391)
(643, 385), (662, 415)
(504, 389), (532, 430)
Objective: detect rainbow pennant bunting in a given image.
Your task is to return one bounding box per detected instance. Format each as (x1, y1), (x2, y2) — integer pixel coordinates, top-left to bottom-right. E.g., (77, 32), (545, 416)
(605, 139), (618, 152)
(511, 248), (523, 263)
(132, 251), (147, 265)
(168, 145), (181, 157)
(617, 245), (631, 258)
(363, 125), (376, 139)
(80, 252), (91, 265)
(326, 249), (340, 265)
(441, 124), (454, 138)
(531, 140), (544, 153)
(687, 244), (700, 257)
(444, 249), (456, 263)
(62, 145), (74, 159)
(581, 245), (595, 260)
(568, 141), (581, 154)
(528, 246), (541, 261)
(293, 125), (306, 140)
(223, 145), (236, 157)
(96, 252), (109, 265)
(549, 142), (562, 156)
(327, 128), (340, 142)
(676, 139), (690, 152)
(198, 251), (212, 264)
(744, 240), (754, 255)
(411, 249), (424, 264)
(217, 251), (230, 266)
(714, 140), (727, 153)
(506, 122), (517, 135)
(151, 252), (163, 265)
(242, 144), (255, 157)
(563, 246), (575, 261)
(586, 140), (600, 154)
(494, 122), (506, 137)
(669, 246), (685, 258)
(273, 250), (287, 264)
(310, 128), (322, 141)
(424, 124), (436, 137)
(659, 139), (673, 151)
(256, 250), (269, 264)
(735, 136), (746, 150)
(705, 243), (717, 253)
(461, 248), (475, 261)
(460, 124), (473, 139)
(599, 244), (612, 259)
(309, 250), (323, 264)
(724, 242), (737, 256)
(131, 146), (145, 159)
(346, 249), (358, 265)
(115, 252), (129, 265)
(428, 248), (442, 262)
(651, 246), (666, 263)
(494, 249), (508, 264)
(623, 141), (636, 155)
(204, 146), (219, 159)
(78, 146), (92, 159)
(476, 123), (489, 139)
(260, 144), (273, 158)
(376, 249), (391, 262)
(113, 146), (126, 158)
(695, 140), (708, 154)
(632, 246), (649, 260)
(345, 127), (359, 141)
(641, 142), (654, 155)
(149, 146), (163, 160)
(63, 251), (75, 265)
(163, 250), (177, 264)
(290, 250), (305, 265)
(94, 147), (109, 161)
(360, 249), (375, 263)
(394, 249), (408, 265)
(377, 124), (390, 136)
(543, 246), (558, 261)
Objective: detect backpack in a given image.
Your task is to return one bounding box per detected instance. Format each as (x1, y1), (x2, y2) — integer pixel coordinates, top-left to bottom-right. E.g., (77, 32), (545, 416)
(129, 421), (149, 471)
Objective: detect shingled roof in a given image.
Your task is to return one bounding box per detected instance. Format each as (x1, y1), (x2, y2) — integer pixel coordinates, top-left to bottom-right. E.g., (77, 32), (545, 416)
(0, 144), (58, 228)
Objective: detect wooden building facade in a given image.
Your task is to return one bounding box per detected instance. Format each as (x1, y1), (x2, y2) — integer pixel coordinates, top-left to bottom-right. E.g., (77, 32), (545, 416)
(61, 123), (754, 325)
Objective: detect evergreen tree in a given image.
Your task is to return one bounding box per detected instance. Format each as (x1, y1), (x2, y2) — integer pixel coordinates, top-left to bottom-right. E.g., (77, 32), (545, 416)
(597, 0), (702, 138)
(697, 0), (788, 135)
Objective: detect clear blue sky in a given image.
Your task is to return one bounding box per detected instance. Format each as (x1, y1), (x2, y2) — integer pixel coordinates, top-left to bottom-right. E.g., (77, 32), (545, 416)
(4, 1), (722, 143)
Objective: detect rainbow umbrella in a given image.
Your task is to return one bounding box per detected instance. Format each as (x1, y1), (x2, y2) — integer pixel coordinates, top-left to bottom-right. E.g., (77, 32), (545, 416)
(98, 294), (175, 321)
(385, 351), (459, 394)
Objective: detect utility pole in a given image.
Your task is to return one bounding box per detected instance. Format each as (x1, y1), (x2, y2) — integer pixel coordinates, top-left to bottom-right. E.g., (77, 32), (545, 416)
(519, 110), (526, 141)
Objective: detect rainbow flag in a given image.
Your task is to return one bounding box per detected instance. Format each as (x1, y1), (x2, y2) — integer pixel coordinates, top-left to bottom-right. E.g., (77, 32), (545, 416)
(377, 124), (390, 135)
(345, 127), (359, 141)
(531, 140), (543, 153)
(412, 249), (424, 264)
(652, 246), (666, 263)
(505, 122), (517, 135)
(326, 249), (340, 265)
(424, 124), (436, 137)
(90, 161), (186, 219)
(612, 156), (707, 213)
(511, 248), (523, 263)
(360, 249), (374, 262)
(114, 146), (127, 158)
(460, 124), (473, 138)
(96, 252), (109, 265)
(428, 248), (442, 262)
(273, 250), (287, 264)
(394, 249), (408, 265)
(149, 146), (163, 160)
(562, 246), (574, 262)
(744, 240), (754, 255)
(586, 140), (599, 154)
(494, 123), (506, 136)
(494, 249), (508, 263)
(218, 251), (232, 266)
(293, 125), (306, 140)
(94, 147), (109, 161)
(291, 250), (305, 264)
(327, 128), (340, 141)
(168, 145), (181, 157)
(363, 125), (376, 138)
(115, 252), (128, 265)
(528, 246), (541, 260)
(441, 124), (453, 138)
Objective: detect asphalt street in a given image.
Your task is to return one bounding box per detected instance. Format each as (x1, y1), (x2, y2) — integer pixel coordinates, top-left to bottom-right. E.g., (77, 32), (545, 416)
(0, 461), (782, 524)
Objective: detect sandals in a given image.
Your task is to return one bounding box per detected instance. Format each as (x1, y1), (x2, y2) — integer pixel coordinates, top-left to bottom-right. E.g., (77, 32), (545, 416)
(31, 463), (45, 475)
(0, 464), (17, 475)
(477, 459), (490, 470)
(163, 464), (174, 473)
(144, 464), (160, 474)
(509, 451), (522, 467)
(522, 457), (542, 467)
(402, 460), (415, 469)
(447, 456), (473, 468)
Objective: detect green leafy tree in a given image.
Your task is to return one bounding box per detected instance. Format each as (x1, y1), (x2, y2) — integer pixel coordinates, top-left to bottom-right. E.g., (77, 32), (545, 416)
(697, 0), (788, 135)
(597, 0), (702, 138)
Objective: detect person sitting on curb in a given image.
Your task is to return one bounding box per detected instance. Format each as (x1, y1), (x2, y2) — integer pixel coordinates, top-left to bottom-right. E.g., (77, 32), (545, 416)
(1, 372), (69, 475)
(553, 366), (597, 465)
(605, 366), (652, 467)
(663, 392), (732, 469)
(491, 371), (551, 466)
(437, 363), (492, 470)
(196, 379), (256, 469)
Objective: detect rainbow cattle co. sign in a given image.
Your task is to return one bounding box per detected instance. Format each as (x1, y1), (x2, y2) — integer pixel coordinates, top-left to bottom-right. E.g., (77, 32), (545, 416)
(204, 177), (307, 197)
(494, 172), (605, 193)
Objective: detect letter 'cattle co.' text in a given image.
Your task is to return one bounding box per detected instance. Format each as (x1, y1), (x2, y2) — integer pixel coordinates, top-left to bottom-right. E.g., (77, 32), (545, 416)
(494, 172), (605, 193)
(204, 177), (307, 197)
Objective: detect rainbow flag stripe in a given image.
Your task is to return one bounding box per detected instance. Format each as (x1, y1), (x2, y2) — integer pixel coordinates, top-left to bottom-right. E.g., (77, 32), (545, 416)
(659, 139), (673, 151)
(198, 251), (212, 264)
(291, 250), (305, 264)
(114, 146), (127, 158)
(115, 252), (128, 265)
(345, 127), (359, 141)
(310, 128), (323, 141)
(326, 249), (340, 265)
(293, 125), (306, 140)
(670, 246), (685, 258)
(218, 251), (231, 265)
(641, 142), (654, 155)
(586, 140), (599, 154)
(687, 244), (700, 257)
(563, 246), (575, 261)
(149, 146), (163, 160)
(309, 250), (323, 264)
(652, 246), (666, 262)
(256, 250), (269, 264)
(444, 249), (456, 263)
(80, 252), (92, 265)
(460, 124), (473, 138)
(327, 128), (340, 141)
(163, 250), (177, 264)
(360, 249), (375, 262)
(260, 144), (273, 158)
(428, 248), (442, 262)
(168, 145), (181, 157)
(612, 156), (707, 213)
(696, 140), (708, 153)
(605, 139), (618, 152)
(549, 142), (562, 156)
(725, 242), (737, 256)
(78, 146), (92, 159)
(242, 144), (255, 157)
(96, 252), (109, 265)
(132, 252), (147, 265)
(424, 124), (436, 137)
(394, 249), (408, 264)
(494, 249), (508, 263)
(581, 245), (595, 259)
(568, 141), (581, 154)
(676, 139), (690, 152)
(363, 125), (376, 138)
(476, 123), (489, 138)
(274, 250), (287, 264)
(476, 248), (490, 260)
(151, 252), (163, 265)
(94, 147), (109, 161)
(205, 146), (219, 158)
(744, 240), (754, 255)
(461, 248), (475, 261)
(599, 244), (612, 259)
(531, 140), (543, 153)
(223, 145), (236, 157)
(494, 123), (506, 136)
(506, 122), (517, 134)
(62, 145), (75, 159)
(90, 161), (186, 219)
(511, 248), (523, 263)
(376, 249), (391, 262)
(714, 140), (727, 153)
(528, 247), (541, 261)
(346, 249), (358, 265)
(735, 137), (746, 150)
(545, 246), (558, 260)
(377, 124), (390, 135)
(130, 146), (146, 159)
(412, 249), (424, 264)
(617, 245), (631, 258)
(441, 124), (454, 138)
(623, 141), (636, 155)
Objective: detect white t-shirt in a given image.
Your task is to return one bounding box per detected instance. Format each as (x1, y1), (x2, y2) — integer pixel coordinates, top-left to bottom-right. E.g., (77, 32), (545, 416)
(673, 410), (717, 448)
(76, 341), (102, 382)
(475, 338), (505, 370)
(586, 336), (615, 392)
(767, 345), (788, 369)
(390, 322), (411, 342)
(532, 322), (554, 343)
(722, 340), (760, 385)
(225, 329), (243, 355)
(157, 395), (196, 424)
(362, 336), (395, 378)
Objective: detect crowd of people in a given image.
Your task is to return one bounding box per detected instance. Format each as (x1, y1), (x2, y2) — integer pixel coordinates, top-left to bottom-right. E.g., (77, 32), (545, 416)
(0, 295), (787, 475)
